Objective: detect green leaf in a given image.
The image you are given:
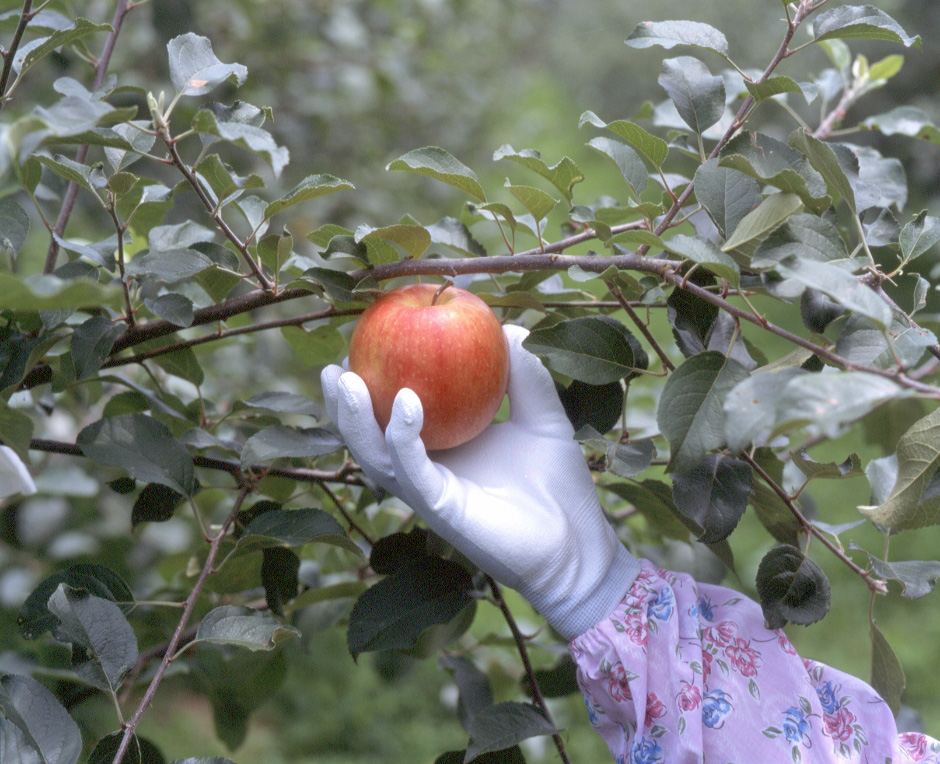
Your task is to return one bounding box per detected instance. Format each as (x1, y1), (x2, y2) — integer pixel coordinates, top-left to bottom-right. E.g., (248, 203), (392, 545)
(192, 108), (288, 178)
(721, 193), (804, 260)
(386, 146), (486, 202)
(492, 145), (583, 203)
(835, 314), (936, 371)
(88, 732), (165, 764)
(657, 351), (750, 472)
(748, 448), (803, 546)
(426, 217), (487, 257)
(77, 413), (195, 495)
(870, 621), (905, 716)
(663, 234), (740, 286)
(170, 759), (236, 764)
(12, 17), (112, 76)
(195, 153), (264, 204)
(723, 368), (806, 453)
(504, 180), (558, 223)
(439, 654), (494, 729)
(126, 250), (214, 282)
(261, 547), (300, 616)
(744, 76), (818, 104)
(789, 451), (863, 482)
(861, 554), (940, 600)
(241, 426), (343, 468)
(626, 20), (728, 55)
(751, 214), (849, 270)
(355, 224), (431, 260)
(36, 153), (103, 194)
(586, 137), (648, 200)
(756, 545), (830, 629)
(132, 483), (186, 527)
(773, 257), (891, 329)
(693, 159), (761, 240)
(18, 564), (133, 640)
(47, 584), (138, 692)
(861, 106), (940, 145)
(465, 702), (557, 760)
(859, 407), (940, 532)
(280, 325), (346, 367)
(238, 391), (321, 418)
(257, 230), (293, 274)
(0, 197), (30, 258)
(605, 480), (691, 540)
(0, 674), (82, 764)
(522, 316), (642, 384)
(0, 402), (35, 462)
(899, 211), (940, 264)
(103, 121), (157, 172)
(346, 557), (472, 660)
(70, 315), (123, 380)
(671, 454), (752, 543)
(578, 111), (669, 168)
(559, 380), (623, 434)
(193, 606), (299, 651)
(787, 130), (856, 213)
(658, 56), (725, 134)
(264, 174), (354, 219)
(238, 508), (362, 558)
(144, 293), (195, 328)
(719, 132), (829, 213)
(813, 5), (921, 49)
(167, 33), (248, 95)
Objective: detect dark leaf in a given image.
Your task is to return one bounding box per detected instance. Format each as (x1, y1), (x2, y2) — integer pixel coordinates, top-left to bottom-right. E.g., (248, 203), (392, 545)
(671, 454), (752, 543)
(862, 554), (940, 599)
(238, 391), (321, 418)
(522, 655), (579, 698)
(89, 732), (166, 764)
(261, 547), (301, 616)
(386, 146), (486, 203)
(369, 528), (431, 575)
(144, 293), (195, 328)
(465, 702), (556, 760)
(132, 483), (186, 527)
(604, 480), (691, 540)
(748, 449), (803, 546)
(239, 508), (362, 558)
(755, 545), (831, 629)
(693, 159), (761, 240)
(870, 622), (906, 716)
(77, 413), (195, 495)
(0, 673), (82, 764)
(666, 271), (719, 357)
(658, 56), (725, 134)
(439, 654), (494, 731)
(492, 145), (583, 203)
(789, 451), (863, 482)
(523, 316), (642, 384)
(70, 315), (123, 380)
(788, 130), (856, 213)
(347, 557), (473, 659)
(47, 584), (138, 691)
(241, 426), (343, 468)
(557, 379), (623, 434)
(436, 750), (526, 764)
(18, 563), (132, 640)
(657, 351), (749, 472)
(800, 288), (845, 333)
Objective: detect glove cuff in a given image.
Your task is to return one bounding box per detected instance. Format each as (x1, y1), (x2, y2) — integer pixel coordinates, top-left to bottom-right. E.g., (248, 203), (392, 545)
(538, 544), (640, 642)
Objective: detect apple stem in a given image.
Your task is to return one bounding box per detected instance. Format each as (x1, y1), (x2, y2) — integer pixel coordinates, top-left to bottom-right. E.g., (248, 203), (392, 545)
(431, 280), (453, 306)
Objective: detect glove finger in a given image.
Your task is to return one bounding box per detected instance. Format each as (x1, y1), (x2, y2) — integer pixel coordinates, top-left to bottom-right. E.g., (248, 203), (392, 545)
(335, 372), (397, 485)
(320, 364), (345, 426)
(503, 324), (574, 436)
(385, 388), (450, 512)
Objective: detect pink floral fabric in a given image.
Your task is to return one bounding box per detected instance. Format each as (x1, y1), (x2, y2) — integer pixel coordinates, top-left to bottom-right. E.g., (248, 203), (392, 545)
(570, 560), (940, 764)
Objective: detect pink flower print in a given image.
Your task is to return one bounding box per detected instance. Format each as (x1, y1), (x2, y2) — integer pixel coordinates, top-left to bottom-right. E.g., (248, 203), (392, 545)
(624, 613), (648, 647)
(645, 692), (667, 727)
(900, 732), (928, 761)
(608, 663), (634, 703)
(676, 681), (702, 712)
(701, 649), (715, 681)
(822, 706), (856, 743)
(703, 620), (737, 648)
(724, 637), (762, 678)
(778, 633), (798, 656)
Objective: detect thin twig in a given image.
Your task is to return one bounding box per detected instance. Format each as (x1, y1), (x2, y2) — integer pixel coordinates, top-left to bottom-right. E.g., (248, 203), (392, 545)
(319, 482), (376, 545)
(485, 575), (572, 764)
(43, 0), (133, 274)
(0, 0), (34, 106)
(741, 452), (887, 595)
(607, 281), (676, 372)
(111, 480), (253, 764)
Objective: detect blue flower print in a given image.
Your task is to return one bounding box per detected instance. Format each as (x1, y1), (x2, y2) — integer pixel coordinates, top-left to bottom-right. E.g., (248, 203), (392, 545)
(647, 587), (674, 621)
(782, 707), (811, 746)
(697, 595), (714, 621)
(629, 737), (664, 764)
(701, 689), (733, 729)
(815, 680), (840, 714)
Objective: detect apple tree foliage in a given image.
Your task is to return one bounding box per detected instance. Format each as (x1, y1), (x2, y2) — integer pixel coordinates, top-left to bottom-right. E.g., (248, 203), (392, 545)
(1, 1), (940, 762)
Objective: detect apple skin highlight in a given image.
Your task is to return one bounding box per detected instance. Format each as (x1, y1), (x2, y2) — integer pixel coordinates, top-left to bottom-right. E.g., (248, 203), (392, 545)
(348, 283), (510, 450)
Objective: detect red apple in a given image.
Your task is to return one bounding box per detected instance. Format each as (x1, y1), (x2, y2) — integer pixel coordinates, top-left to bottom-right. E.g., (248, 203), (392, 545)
(348, 282), (509, 450)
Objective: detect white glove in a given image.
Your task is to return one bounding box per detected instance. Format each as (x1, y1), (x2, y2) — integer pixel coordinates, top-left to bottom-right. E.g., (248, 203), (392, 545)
(321, 324), (639, 640)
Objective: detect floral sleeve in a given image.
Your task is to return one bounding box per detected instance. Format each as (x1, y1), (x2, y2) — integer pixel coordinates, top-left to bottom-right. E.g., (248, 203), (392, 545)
(570, 559), (940, 764)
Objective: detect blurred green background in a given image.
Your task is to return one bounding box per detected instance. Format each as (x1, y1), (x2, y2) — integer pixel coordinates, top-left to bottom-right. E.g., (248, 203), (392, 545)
(2, 0), (940, 761)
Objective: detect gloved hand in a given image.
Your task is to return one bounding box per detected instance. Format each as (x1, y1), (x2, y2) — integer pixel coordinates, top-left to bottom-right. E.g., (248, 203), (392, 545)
(0, 445), (36, 499)
(321, 324), (639, 640)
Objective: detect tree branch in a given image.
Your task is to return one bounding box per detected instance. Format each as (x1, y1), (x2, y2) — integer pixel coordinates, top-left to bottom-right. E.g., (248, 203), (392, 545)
(43, 0), (134, 274)
(111, 480), (252, 764)
(0, 0), (33, 107)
